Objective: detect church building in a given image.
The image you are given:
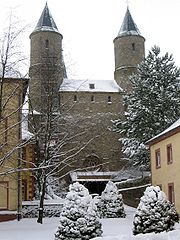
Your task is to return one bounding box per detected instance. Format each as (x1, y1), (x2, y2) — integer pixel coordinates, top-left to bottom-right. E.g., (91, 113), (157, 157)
(28, 3), (145, 192)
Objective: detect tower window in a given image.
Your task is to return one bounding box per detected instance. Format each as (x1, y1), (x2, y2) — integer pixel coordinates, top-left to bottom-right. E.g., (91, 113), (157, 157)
(45, 39), (49, 48)
(132, 43), (135, 51)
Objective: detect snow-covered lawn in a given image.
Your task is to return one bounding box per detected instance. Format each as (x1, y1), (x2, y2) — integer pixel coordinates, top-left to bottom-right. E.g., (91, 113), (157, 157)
(0, 205), (179, 240)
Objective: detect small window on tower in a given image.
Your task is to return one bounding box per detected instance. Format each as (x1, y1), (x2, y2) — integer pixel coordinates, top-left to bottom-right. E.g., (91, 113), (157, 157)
(45, 39), (49, 48)
(132, 43), (135, 51)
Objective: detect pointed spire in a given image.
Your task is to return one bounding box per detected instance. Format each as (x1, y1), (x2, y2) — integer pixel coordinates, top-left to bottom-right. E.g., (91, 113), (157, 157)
(118, 8), (141, 37)
(33, 3), (59, 34)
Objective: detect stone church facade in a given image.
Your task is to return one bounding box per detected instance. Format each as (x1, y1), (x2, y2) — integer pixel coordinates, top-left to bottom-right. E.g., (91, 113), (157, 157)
(28, 4), (145, 188)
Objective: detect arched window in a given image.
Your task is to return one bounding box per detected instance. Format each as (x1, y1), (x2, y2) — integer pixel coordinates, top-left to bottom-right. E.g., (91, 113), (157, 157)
(83, 154), (101, 170)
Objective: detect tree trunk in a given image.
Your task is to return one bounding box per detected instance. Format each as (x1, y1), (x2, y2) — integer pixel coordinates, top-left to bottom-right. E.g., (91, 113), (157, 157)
(37, 176), (46, 224)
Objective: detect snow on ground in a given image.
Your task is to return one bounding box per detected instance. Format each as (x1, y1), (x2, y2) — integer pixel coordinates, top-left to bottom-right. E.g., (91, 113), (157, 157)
(0, 205), (179, 240)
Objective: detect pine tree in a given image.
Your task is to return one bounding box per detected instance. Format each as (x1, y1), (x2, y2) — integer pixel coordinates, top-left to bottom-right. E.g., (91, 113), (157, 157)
(54, 182), (102, 240)
(99, 181), (126, 218)
(133, 186), (179, 235)
(115, 46), (180, 167)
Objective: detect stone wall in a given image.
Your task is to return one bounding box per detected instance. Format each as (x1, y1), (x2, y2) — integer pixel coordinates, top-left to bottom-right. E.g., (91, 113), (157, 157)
(59, 91), (125, 172)
(117, 176), (151, 208)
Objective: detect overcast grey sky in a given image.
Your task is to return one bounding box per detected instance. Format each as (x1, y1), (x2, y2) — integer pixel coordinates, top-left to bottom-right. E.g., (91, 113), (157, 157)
(0, 0), (180, 79)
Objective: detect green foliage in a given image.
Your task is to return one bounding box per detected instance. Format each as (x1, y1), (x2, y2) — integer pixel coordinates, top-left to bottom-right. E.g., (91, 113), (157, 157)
(116, 46), (180, 166)
(97, 181), (126, 218)
(54, 182), (102, 240)
(133, 186), (179, 235)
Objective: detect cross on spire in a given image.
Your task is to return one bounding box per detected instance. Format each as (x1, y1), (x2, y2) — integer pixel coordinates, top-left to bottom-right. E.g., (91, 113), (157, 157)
(126, 0), (130, 7)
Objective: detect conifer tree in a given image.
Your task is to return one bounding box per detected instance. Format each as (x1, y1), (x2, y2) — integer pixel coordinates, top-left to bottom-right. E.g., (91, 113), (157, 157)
(133, 186), (179, 235)
(54, 182), (102, 240)
(115, 46), (180, 167)
(99, 181), (126, 218)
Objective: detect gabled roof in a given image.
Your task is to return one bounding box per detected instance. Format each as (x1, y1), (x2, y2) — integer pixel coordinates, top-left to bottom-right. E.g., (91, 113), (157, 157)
(118, 7), (141, 37)
(32, 3), (60, 34)
(147, 118), (180, 146)
(59, 79), (122, 93)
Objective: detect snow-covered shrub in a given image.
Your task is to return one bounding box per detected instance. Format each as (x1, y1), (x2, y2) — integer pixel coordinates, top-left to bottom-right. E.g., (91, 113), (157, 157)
(92, 195), (103, 218)
(22, 202), (63, 218)
(54, 182), (102, 240)
(133, 186), (179, 235)
(99, 181), (126, 218)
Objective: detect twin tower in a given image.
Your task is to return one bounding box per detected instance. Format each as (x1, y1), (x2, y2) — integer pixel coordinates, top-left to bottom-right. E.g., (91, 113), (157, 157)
(29, 3), (145, 112)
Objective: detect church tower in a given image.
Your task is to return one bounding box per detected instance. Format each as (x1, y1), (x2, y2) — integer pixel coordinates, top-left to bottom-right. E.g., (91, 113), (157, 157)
(29, 3), (65, 113)
(114, 8), (145, 92)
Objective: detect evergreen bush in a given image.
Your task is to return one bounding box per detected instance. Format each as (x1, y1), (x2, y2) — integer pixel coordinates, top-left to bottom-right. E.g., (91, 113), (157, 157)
(133, 186), (179, 235)
(99, 181), (126, 218)
(54, 182), (102, 240)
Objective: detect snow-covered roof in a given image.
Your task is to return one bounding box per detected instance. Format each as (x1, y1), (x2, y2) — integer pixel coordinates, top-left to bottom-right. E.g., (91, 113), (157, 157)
(22, 108), (34, 141)
(22, 129), (34, 141)
(117, 7), (141, 37)
(147, 118), (180, 145)
(59, 78), (122, 93)
(31, 3), (60, 35)
(70, 171), (119, 182)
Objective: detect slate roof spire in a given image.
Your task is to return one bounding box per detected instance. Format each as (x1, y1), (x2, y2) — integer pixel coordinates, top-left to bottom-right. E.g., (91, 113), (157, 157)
(32, 2), (59, 34)
(118, 7), (141, 37)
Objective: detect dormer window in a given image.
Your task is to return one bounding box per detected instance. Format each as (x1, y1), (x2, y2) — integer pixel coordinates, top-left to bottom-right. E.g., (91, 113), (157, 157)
(89, 83), (95, 89)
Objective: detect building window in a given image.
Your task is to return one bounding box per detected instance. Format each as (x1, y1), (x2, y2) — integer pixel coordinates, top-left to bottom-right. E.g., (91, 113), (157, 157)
(108, 96), (112, 103)
(167, 144), (173, 164)
(91, 95), (95, 102)
(132, 43), (135, 51)
(45, 39), (49, 48)
(168, 183), (175, 203)
(74, 95), (77, 102)
(155, 149), (161, 168)
(89, 83), (95, 89)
